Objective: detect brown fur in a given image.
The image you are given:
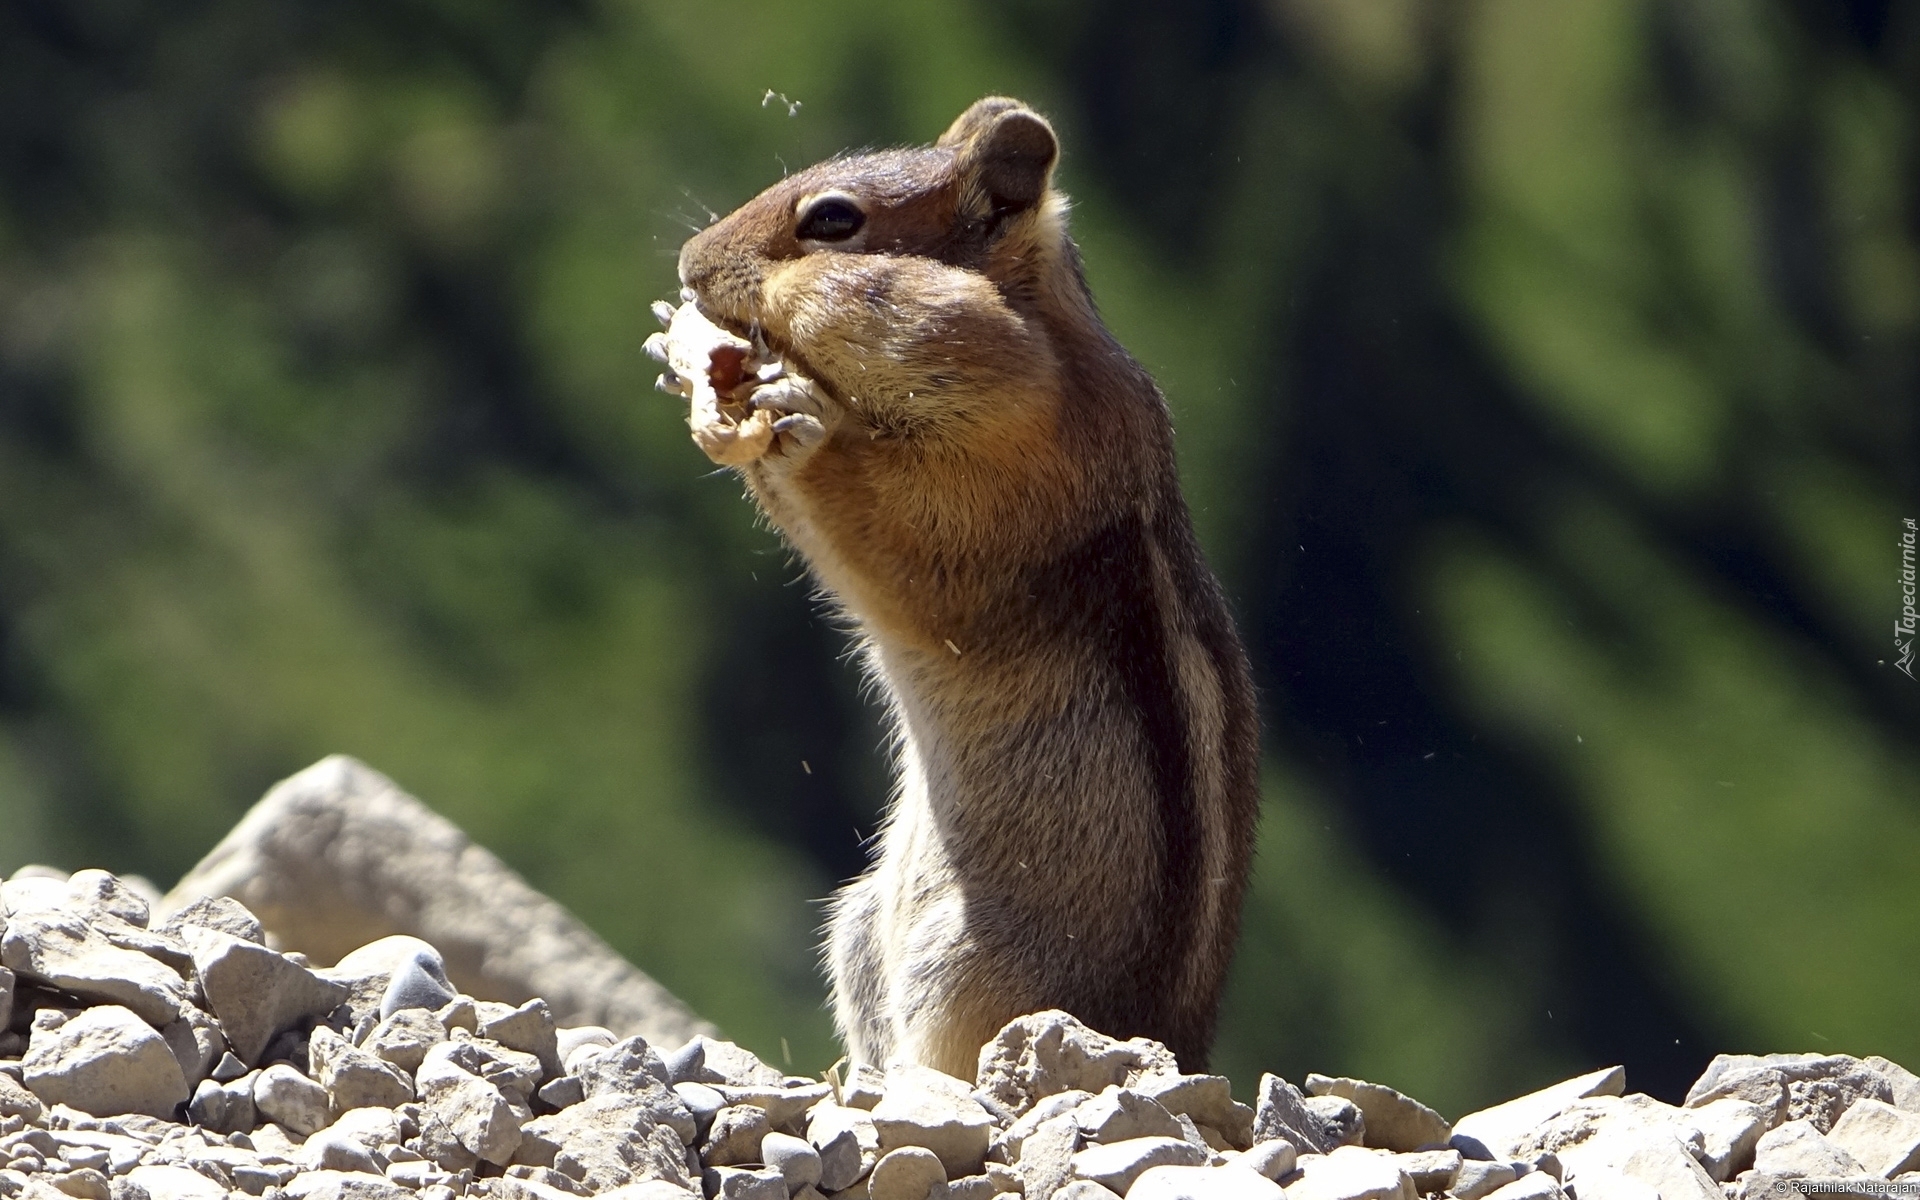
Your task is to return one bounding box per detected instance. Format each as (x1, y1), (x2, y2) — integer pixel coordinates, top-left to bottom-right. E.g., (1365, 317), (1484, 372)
(676, 98), (1260, 1077)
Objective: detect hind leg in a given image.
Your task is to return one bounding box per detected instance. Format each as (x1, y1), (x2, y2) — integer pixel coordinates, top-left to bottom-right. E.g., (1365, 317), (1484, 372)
(825, 875), (893, 1068)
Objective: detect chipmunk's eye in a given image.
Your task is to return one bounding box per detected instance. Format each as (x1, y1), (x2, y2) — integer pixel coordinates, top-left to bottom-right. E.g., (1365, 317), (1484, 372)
(796, 194), (866, 242)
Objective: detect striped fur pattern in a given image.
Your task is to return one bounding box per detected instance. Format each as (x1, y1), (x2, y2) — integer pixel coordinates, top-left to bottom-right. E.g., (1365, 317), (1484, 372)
(676, 98), (1260, 1077)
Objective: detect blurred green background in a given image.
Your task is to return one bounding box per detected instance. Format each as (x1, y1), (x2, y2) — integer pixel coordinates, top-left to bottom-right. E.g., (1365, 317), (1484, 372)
(2, 0), (1916, 1115)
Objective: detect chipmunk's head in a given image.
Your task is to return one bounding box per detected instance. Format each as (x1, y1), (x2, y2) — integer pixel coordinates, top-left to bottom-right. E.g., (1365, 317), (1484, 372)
(678, 97), (1069, 337)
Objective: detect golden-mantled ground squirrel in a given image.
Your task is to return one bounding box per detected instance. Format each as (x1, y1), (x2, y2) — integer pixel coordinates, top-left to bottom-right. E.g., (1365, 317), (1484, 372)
(649, 97), (1260, 1077)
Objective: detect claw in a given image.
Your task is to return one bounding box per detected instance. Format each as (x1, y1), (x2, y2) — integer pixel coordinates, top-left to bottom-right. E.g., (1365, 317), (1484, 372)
(772, 413), (827, 449)
(651, 300), (677, 327)
(643, 331), (671, 364)
(655, 370), (686, 395)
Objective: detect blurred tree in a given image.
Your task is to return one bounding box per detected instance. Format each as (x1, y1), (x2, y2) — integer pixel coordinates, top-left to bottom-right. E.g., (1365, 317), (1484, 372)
(0, 0), (1914, 1111)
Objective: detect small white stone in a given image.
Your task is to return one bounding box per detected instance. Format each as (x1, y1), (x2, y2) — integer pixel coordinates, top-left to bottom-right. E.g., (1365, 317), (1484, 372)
(254, 1064), (333, 1136)
(1282, 1145), (1415, 1200)
(870, 1069), (993, 1179)
(1752, 1120), (1866, 1180)
(1477, 1173), (1565, 1200)
(1682, 1098), (1770, 1182)
(1072, 1089), (1184, 1144)
(866, 1146), (945, 1200)
(763, 1132), (824, 1192)
(1070, 1136), (1208, 1195)
(1827, 1098), (1920, 1178)
(1451, 1068), (1626, 1161)
(21, 1005), (189, 1121)
(1136, 1163), (1286, 1199)
(1240, 1140), (1299, 1182)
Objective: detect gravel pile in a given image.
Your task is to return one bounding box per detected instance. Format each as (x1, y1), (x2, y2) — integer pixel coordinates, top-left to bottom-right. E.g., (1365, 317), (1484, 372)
(3, 867), (1919, 1200)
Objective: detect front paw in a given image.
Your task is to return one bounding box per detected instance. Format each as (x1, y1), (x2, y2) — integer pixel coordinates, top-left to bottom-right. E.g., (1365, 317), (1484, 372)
(750, 375), (837, 456)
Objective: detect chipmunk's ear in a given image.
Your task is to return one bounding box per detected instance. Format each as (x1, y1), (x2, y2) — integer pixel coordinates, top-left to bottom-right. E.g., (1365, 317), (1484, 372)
(941, 97), (1058, 221)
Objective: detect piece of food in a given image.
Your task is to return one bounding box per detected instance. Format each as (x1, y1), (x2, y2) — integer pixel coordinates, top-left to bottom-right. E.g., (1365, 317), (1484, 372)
(645, 294), (782, 465)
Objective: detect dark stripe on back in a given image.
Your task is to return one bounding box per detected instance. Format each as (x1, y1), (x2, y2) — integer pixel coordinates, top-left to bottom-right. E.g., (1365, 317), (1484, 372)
(1023, 507), (1201, 1031)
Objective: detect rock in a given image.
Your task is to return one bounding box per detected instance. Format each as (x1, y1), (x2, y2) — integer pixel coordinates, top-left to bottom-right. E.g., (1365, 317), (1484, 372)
(415, 1042), (522, 1167)
(157, 756), (712, 1046)
(0, 964), (14, 1032)
(63, 872), (150, 928)
(1135, 1164), (1285, 1199)
(155, 896), (265, 945)
(1281, 1145), (1415, 1200)
(975, 1012), (1179, 1119)
(1, 911), (192, 1028)
(1450, 1068), (1627, 1160)
(575, 1037), (668, 1096)
(122, 1165), (227, 1200)
(715, 1084), (833, 1132)
(1477, 1175), (1564, 1200)
(518, 1096), (690, 1192)
(1072, 1089), (1184, 1144)
(1050, 1183), (1121, 1200)
(254, 1065), (332, 1136)
(866, 1147), (945, 1200)
(998, 1091), (1090, 1163)
(763, 1132), (824, 1192)
(1685, 1056), (1893, 1134)
(158, 1008), (225, 1091)
(808, 1103), (879, 1193)
(1303, 1096), (1365, 1148)
(1254, 1075), (1339, 1155)
(380, 957), (457, 1020)
(842, 1064), (887, 1111)
(479, 1000), (563, 1082)
(1613, 1133), (1723, 1200)
(1751, 1120), (1866, 1179)
(1826, 1099), (1920, 1177)
(673, 1081), (724, 1141)
(210, 1052), (249, 1083)
(538, 1075), (586, 1112)
(0, 872), (70, 914)
(704, 1105), (772, 1167)
(703, 1166), (787, 1200)
(52, 1167), (113, 1200)
(186, 1076), (257, 1134)
(1864, 1059), (1920, 1115)
(1069, 1136), (1207, 1194)
(20, 1006), (189, 1120)
(309, 1028), (414, 1115)
(1305, 1077), (1451, 1153)
(1013, 1114), (1080, 1200)
(1561, 1166), (1661, 1200)
(1680, 1098), (1769, 1181)
(280, 1169), (413, 1200)
(190, 931), (348, 1066)
(1135, 1075), (1255, 1150)
(557, 1028), (617, 1071)
(1388, 1150), (1460, 1193)
(1239, 1140), (1299, 1181)
(301, 1127), (382, 1175)
(870, 1068), (993, 1178)
(364, 1009), (446, 1076)
(1506, 1093), (1719, 1200)
(600, 1186), (703, 1200)
(0, 1072), (48, 1123)
(1452, 1160), (1518, 1200)
(558, 1039), (693, 1144)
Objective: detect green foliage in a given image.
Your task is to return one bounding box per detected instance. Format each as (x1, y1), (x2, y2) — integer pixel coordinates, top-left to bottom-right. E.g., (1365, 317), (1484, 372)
(0, 0), (1914, 1108)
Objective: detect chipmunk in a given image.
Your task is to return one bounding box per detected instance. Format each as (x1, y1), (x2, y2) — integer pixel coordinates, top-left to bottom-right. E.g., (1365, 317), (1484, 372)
(650, 97), (1260, 1078)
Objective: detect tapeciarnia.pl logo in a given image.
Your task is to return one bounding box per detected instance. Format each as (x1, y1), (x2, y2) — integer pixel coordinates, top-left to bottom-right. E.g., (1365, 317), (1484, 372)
(1899, 517), (1917, 680)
